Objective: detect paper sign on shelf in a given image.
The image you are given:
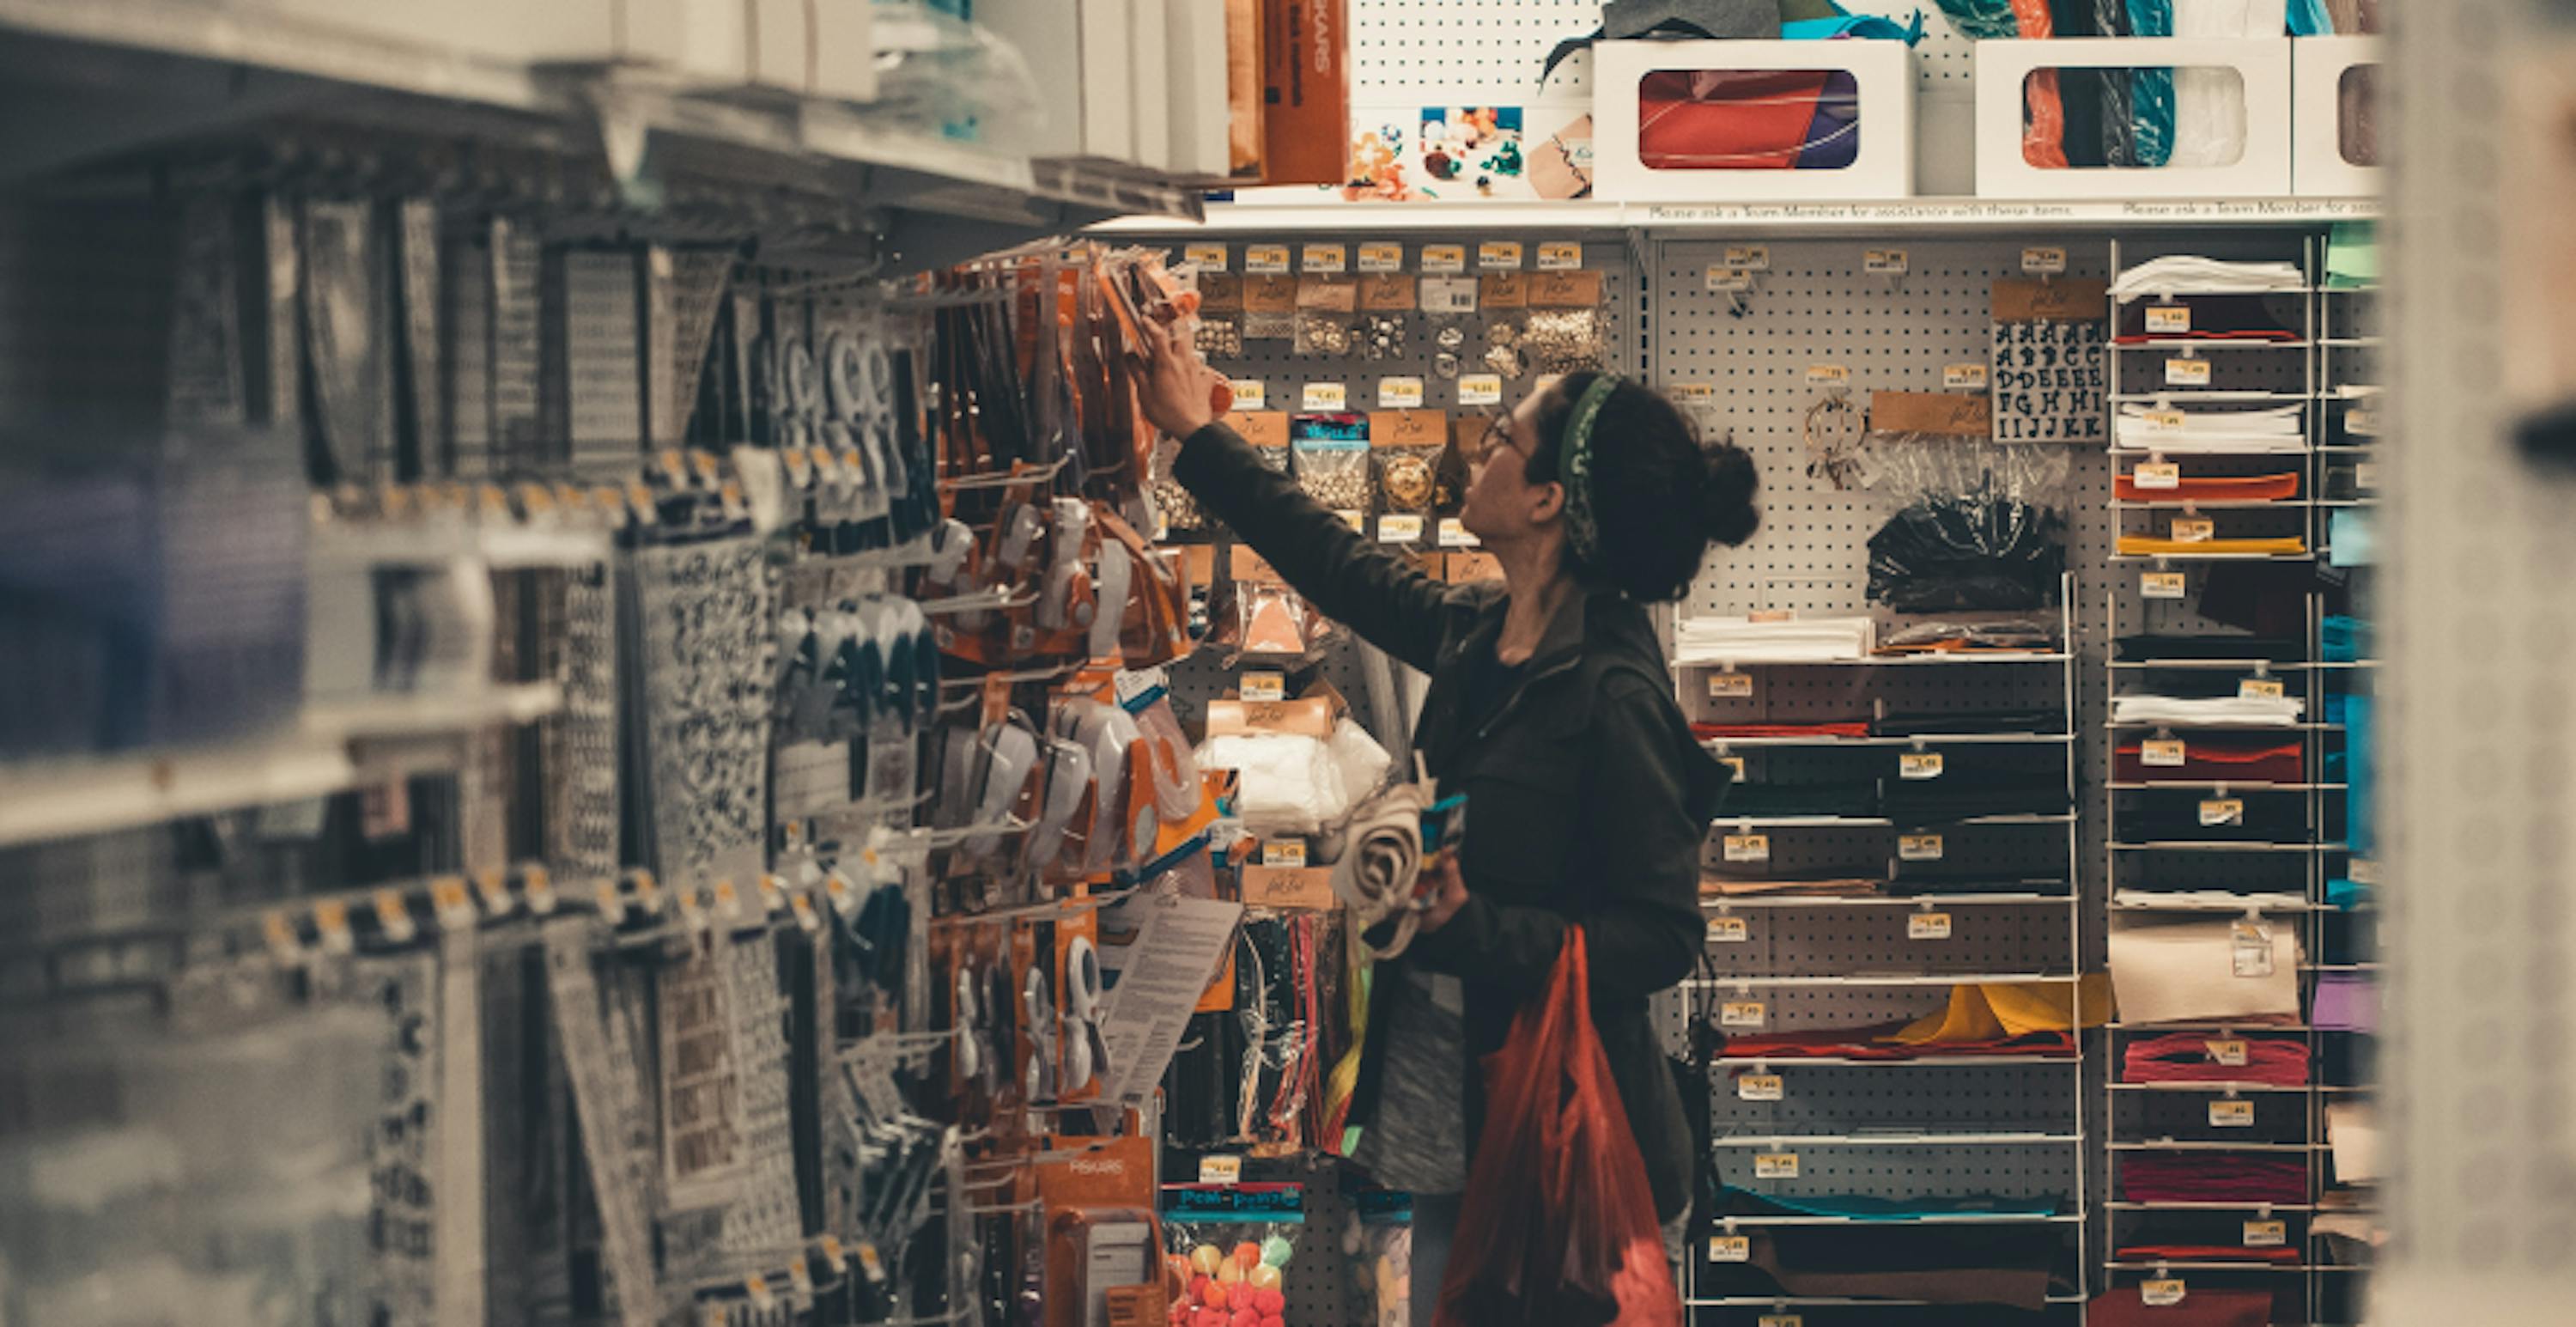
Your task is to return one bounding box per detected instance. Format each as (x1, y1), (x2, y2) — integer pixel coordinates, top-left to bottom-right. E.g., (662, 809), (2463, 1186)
(1185, 243), (1228, 271)
(1301, 244), (1346, 273)
(2166, 356), (2214, 386)
(2142, 738), (2188, 767)
(1723, 833), (1771, 862)
(1725, 245), (1771, 270)
(1738, 1074), (1785, 1101)
(2143, 570), (2189, 600)
(2022, 246), (2068, 275)
(1907, 911), (1954, 940)
(1478, 240), (1523, 270)
(1721, 1000), (1766, 1028)
(1710, 1235), (1751, 1263)
(2135, 462), (2182, 490)
(1899, 833), (1945, 861)
(1301, 382), (1347, 411)
(1537, 241), (1583, 271)
(1899, 752), (1944, 780)
(1706, 673), (1753, 698)
(1864, 248), (1909, 275)
(1230, 380), (1267, 410)
(1458, 374), (1503, 405)
(1707, 266), (1753, 292)
(2146, 304), (2193, 334)
(1754, 1152), (1800, 1178)
(1358, 242), (1404, 272)
(1244, 245), (1289, 274)
(1709, 916), (1749, 944)
(2209, 1099), (2257, 1127)
(1421, 244), (1466, 273)
(1378, 376), (1425, 408)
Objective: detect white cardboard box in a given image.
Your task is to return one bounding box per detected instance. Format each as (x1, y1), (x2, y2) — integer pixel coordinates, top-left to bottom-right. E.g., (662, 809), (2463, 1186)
(1165, 0), (1234, 177)
(2293, 35), (2383, 197)
(1130, 0), (1174, 170)
(1592, 39), (1916, 203)
(981, 0), (1138, 162)
(1974, 37), (2292, 198)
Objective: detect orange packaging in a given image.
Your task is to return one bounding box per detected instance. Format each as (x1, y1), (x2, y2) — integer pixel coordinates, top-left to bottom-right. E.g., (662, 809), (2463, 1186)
(1259, 0), (1350, 186)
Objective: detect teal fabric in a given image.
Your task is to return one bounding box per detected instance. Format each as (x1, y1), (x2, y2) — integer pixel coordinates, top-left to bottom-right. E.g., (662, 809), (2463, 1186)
(2288, 0), (2331, 33)
(2327, 222), (2380, 289)
(1929, 0), (2021, 38)
(2125, 0), (2176, 167)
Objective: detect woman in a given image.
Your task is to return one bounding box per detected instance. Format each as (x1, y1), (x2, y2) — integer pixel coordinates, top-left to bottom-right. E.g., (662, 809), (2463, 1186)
(1138, 323), (1759, 1314)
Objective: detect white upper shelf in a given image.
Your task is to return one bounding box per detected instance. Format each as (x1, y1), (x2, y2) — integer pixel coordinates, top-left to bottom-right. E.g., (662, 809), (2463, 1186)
(1096, 196), (2378, 236)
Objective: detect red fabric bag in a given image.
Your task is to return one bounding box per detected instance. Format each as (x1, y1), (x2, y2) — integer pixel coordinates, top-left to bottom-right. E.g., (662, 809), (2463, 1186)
(1434, 928), (1684, 1327)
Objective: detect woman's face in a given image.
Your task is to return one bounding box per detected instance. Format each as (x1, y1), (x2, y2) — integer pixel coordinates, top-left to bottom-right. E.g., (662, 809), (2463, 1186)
(1459, 390), (1563, 543)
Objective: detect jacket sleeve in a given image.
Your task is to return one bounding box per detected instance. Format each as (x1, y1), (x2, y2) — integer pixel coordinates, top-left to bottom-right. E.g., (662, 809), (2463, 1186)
(1407, 673), (1710, 1001)
(1171, 420), (1457, 674)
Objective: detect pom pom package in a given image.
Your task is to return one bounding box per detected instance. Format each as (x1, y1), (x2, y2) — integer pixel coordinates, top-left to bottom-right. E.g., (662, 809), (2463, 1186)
(1161, 1183), (1305, 1327)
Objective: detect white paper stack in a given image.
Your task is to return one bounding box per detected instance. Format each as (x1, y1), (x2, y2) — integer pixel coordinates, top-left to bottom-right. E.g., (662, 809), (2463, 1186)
(2115, 403), (2309, 453)
(1675, 614), (1875, 664)
(2111, 255), (2308, 299)
(2110, 693), (2307, 727)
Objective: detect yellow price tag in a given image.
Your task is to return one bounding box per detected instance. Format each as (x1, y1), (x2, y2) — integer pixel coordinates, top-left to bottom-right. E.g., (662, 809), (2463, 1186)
(1907, 911), (1954, 940)
(1709, 916), (1749, 944)
(1721, 1000), (1766, 1028)
(1722, 834), (1771, 863)
(1706, 673), (1753, 699)
(1737, 1073), (1784, 1101)
(1899, 752), (1945, 781)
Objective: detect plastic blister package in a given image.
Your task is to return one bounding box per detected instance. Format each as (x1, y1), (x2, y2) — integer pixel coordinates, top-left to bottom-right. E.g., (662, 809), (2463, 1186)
(867, 2), (1042, 143)
(1348, 1190), (1415, 1327)
(1372, 440), (1443, 515)
(1865, 439), (2070, 612)
(1160, 1184), (1305, 1327)
(1290, 414), (1373, 516)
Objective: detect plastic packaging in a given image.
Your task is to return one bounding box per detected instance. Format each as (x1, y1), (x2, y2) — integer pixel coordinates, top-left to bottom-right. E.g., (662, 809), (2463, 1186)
(1160, 1184), (1305, 1327)
(1351, 1190), (1415, 1327)
(1290, 414), (1373, 515)
(1865, 439), (2070, 612)
(866, 1), (1042, 143)
(1372, 439), (1443, 515)
(1199, 730), (1347, 835)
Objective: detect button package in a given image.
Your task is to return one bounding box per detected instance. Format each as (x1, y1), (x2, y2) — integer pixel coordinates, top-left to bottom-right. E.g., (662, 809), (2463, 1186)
(1289, 413), (1372, 514)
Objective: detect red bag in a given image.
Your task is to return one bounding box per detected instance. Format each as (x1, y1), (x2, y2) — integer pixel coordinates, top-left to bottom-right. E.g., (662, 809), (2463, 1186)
(1434, 928), (1684, 1327)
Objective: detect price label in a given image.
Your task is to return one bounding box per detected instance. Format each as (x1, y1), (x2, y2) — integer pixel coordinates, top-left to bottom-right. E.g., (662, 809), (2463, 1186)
(2354, 460), (2382, 490)
(1437, 517), (1478, 547)
(2349, 857), (2381, 886)
(2239, 677), (2287, 699)
(1942, 363), (1990, 391)
(1459, 374), (1504, 405)
(2143, 570), (2189, 600)
(1478, 240), (1523, 270)
(2172, 516), (2216, 543)
(2200, 798), (2247, 827)
(1706, 673), (1754, 699)
(675, 882), (709, 932)
(1899, 833), (1946, 861)
(2134, 462), (2182, 490)
(1242, 670), (1286, 703)
(1710, 1235), (1752, 1263)
(1185, 242), (1228, 271)
(2142, 738), (2188, 768)
(1725, 245), (1771, 271)
(1230, 379), (1267, 410)
(2142, 1279), (2188, 1307)
(1378, 514), (1425, 543)
(314, 899), (355, 954)
(2146, 304), (2193, 334)
(1737, 1073), (1785, 1101)
(1899, 752), (1945, 781)
(1302, 381), (1347, 411)
(1723, 834), (1771, 863)
(474, 869), (515, 918)
(1673, 383), (1716, 405)
(1721, 1000), (1767, 1028)
(374, 888), (417, 945)
(2245, 1220), (2288, 1247)
(787, 1258), (816, 1296)
(1754, 1152), (1801, 1179)
(1378, 376), (1425, 408)
(1864, 247), (1909, 275)
(757, 874), (787, 916)
(2209, 1099), (2257, 1127)
(2022, 246), (2068, 275)
(746, 1274), (777, 1312)
(1710, 916), (1750, 944)
(1245, 244), (1290, 274)
(2231, 917), (2276, 977)
(430, 875), (477, 929)
(1421, 244), (1467, 274)
(1706, 266), (1753, 292)
(1907, 911), (1955, 940)
(2206, 1038), (2251, 1066)
(262, 910), (303, 965)
(711, 878), (745, 921)
(623, 870), (663, 916)
(789, 891), (823, 933)
(1338, 509), (1367, 531)
(1358, 241), (1404, 273)
(1759, 1317), (1804, 1327)
(1198, 1154), (1244, 1184)
(1302, 243), (1346, 273)
(2348, 409), (2380, 435)
(1806, 363), (1851, 387)
(522, 867), (556, 916)
(2146, 409), (2189, 430)
(1538, 241), (1583, 271)
(2166, 356), (2214, 386)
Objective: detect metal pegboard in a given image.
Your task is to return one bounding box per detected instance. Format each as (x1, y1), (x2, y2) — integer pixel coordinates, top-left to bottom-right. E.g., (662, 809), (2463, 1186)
(1145, 229), (1641, 738)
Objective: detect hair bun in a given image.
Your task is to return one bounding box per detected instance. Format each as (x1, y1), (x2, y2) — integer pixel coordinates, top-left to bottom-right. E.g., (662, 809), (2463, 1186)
(1698, 442), (1761, 547)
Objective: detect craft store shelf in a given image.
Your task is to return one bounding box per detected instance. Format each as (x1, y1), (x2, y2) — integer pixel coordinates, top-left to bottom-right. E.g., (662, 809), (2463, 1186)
(0, 682), (561, 849)
(1096, 198), (2379, 236)
(0, 0), (1203, 271)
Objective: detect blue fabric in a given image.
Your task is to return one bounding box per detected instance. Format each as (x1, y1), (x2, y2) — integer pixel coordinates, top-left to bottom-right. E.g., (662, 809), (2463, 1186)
(2326, 877), (2370, 910)
(2287, 0), (2331, 34)
(2322, 614), (2370, 664)
(2125, 0), (2176, 167)
(1929, 0), (2021, 38)
(2345, 691), (2373, 857)
(1786, 9), (1929, 41)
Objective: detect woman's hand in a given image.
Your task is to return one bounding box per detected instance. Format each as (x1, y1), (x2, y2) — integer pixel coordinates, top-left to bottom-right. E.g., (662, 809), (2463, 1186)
(1413, 853), (1472, 934)
(1136, 319), (1226, 441)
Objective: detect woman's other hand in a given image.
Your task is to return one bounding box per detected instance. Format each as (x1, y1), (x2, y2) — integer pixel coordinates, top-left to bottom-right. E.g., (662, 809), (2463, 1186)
(1137, 319), (1226, 441)
(1413, 853), (1471, 934)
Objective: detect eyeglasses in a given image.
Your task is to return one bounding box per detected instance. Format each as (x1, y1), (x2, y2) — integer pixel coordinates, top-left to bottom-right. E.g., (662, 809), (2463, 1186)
(1469, 412), (1528, 467)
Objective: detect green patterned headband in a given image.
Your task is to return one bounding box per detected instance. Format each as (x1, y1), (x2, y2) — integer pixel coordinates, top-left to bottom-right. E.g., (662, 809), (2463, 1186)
(1558, 374), (1620, 566)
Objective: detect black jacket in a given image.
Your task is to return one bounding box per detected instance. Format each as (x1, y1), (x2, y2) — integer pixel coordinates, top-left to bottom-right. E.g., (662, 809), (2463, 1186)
(1174, 421), (1728, 1220)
